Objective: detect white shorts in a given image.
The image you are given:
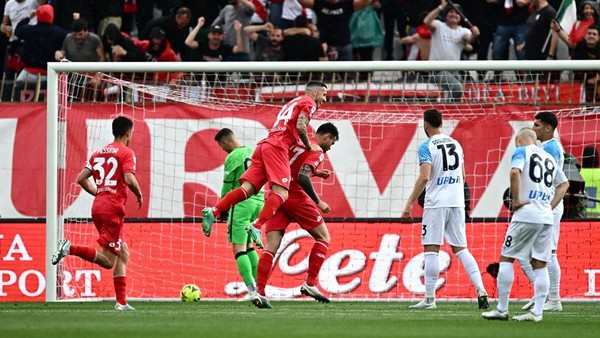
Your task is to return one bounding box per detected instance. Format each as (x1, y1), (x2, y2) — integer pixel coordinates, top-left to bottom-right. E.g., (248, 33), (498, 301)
(421, 207), (466, 247)
(501, 221), (552, 263)
(551, 209), (562, 250)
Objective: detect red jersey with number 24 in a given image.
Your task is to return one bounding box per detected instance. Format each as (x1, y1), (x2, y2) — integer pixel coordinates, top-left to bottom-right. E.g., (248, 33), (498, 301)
(261, 95), (318, 150)
(288, 138), (325, 194)
(86, 142), (137, 215)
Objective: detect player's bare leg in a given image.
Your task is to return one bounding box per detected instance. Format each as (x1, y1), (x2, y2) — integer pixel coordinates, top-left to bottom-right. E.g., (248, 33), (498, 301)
(301, 223), (331, 303)
(114, 242), (135, 311)
(410, 244), (438, 309)
(452, 246), (489, 309)
(203, 181), (255, 236)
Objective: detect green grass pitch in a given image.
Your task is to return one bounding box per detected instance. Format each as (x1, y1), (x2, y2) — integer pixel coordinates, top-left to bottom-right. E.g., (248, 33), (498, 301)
(1, 301), (598, 338)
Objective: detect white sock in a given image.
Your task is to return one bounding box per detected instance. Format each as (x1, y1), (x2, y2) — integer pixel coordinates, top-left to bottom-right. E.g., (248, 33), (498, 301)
(517, 258), (536, 284)
(548, 254), (561, 300)
(532, 267), (550, 316)
(455, 249), (485, 292)
(424, 252), (439, 299)
(497, 262), (514, 312)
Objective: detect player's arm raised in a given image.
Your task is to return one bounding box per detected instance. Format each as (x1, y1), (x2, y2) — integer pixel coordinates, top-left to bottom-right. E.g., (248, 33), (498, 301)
(402, 162), (431, 220)
(124, 172), (143, 209)
(296, 113), (321, 152)
(298, 163), (330, 213)
(76, 168), (97, 196)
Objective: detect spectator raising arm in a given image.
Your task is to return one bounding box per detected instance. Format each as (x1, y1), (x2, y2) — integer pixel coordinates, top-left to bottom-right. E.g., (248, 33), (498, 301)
(185, 17), (205, 50)
(243, 22), (274, 42)
(232, 20), (244, 54)
(424, 0), (446, 32)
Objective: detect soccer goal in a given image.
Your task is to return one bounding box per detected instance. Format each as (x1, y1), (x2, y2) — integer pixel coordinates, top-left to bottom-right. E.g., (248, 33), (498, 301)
(46, 60), (600, 302)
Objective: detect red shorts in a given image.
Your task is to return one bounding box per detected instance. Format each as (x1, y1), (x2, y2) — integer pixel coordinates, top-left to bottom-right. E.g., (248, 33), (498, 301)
(92, 213), (124, 255)
(265, 193), (323, 232)
(240, 142), (291, 191)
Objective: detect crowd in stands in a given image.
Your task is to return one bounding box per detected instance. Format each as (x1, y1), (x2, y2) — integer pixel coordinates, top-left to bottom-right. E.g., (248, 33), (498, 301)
(1, 0), (599, 88)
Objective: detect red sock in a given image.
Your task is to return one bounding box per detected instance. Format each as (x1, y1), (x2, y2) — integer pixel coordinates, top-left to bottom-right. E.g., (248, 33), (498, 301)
(213, 187), (249, 216)
(114, 276), (127, 305)
(70, 245), (97, 263)
(254, 193), (286, 228)
(306, 240), (329, 287)
(256, 251), (275, 296)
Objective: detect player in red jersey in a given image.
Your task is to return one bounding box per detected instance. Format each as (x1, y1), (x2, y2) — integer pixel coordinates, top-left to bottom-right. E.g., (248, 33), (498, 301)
(202, 81), (328, 248)
(251, 122), (339, 309)
(51, 116), (143, 311)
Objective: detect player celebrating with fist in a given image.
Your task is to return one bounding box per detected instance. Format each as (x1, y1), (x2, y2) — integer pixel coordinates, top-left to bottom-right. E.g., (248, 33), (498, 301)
(202, 81), (328, 249)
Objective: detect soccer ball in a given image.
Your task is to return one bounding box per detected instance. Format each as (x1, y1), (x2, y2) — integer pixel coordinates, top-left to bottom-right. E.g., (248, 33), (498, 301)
(180, 284), (201, 302)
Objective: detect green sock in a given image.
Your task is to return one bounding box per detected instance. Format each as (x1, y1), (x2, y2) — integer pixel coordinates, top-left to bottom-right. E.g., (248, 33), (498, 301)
(246, 247), (259, 279)
(235, 252), (255, 287)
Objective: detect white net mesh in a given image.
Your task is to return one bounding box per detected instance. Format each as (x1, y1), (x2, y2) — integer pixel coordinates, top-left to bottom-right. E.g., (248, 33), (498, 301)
(51, 62), (600, 301)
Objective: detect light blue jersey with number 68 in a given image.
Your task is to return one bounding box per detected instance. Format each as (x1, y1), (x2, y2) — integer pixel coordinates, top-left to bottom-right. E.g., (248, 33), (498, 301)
(511, 144), (568, 224)
(418, 133), (464, 209)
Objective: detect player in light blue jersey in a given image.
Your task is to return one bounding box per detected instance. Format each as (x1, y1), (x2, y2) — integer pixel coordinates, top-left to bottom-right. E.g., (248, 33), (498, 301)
(520, 111), (566, 312)
(482, 128), (568, 322)
(402, 108), (489, 310)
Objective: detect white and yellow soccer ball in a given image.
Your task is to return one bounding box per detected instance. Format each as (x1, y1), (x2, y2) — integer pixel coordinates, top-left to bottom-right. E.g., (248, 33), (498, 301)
(180, 284), (201, 302)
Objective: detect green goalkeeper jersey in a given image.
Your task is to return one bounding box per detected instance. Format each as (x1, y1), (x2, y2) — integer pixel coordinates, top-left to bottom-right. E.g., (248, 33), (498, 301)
(221, 146), (264, 202)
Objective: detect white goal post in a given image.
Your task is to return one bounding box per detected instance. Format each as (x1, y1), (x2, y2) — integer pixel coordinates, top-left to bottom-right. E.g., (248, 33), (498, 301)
(46, 60), (600, 302)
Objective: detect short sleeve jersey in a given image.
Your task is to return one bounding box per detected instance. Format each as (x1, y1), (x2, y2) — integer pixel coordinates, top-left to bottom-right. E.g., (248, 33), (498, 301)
(222, 146), (264, 201)
(86, 142), (137, 215)
(288, 139), (325, 194)
(262, 95), (318, 150)
(540, 137), (565, 213)
(510, 144), (568, 224)
(418, 133), (465, 208)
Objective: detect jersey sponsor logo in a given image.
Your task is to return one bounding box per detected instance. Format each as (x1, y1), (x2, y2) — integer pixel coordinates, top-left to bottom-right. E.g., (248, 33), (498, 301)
(528, 190), (551, 201)
(436, 176), (461, 186)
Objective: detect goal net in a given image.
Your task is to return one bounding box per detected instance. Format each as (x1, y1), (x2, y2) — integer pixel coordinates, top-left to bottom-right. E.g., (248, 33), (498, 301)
(46, 61), (600, 302)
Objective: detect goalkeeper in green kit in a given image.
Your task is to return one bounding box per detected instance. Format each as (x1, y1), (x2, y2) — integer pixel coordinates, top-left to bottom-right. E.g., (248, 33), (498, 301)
(206, 128), (265, 302)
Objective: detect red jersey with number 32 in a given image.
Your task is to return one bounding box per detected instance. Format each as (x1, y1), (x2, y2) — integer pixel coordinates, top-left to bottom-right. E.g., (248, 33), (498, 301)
(262, 95), (318, 150)
(288, 139), (325, 194)
(86, 142), (137, 215)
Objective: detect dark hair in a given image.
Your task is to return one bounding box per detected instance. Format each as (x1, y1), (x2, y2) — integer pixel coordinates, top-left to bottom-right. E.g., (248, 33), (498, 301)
(176, 7), (192, 17)
(214, 128), (234, 142)
(588, 24), (600, 33)
(316, 122), (339, 140)
(112, 116), (133, 137)
(306, 81), (327, 90)
(71, 18), (88, 32)
(294, 15), (309, 28)
(535, 111), (559, 130)
(582, 146), (600, 168)
(424, 108), (442, 128)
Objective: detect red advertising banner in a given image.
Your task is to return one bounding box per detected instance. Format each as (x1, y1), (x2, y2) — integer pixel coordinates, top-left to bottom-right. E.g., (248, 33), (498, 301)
(1, 221), (599, 301)
(1, 103), (599, 220)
